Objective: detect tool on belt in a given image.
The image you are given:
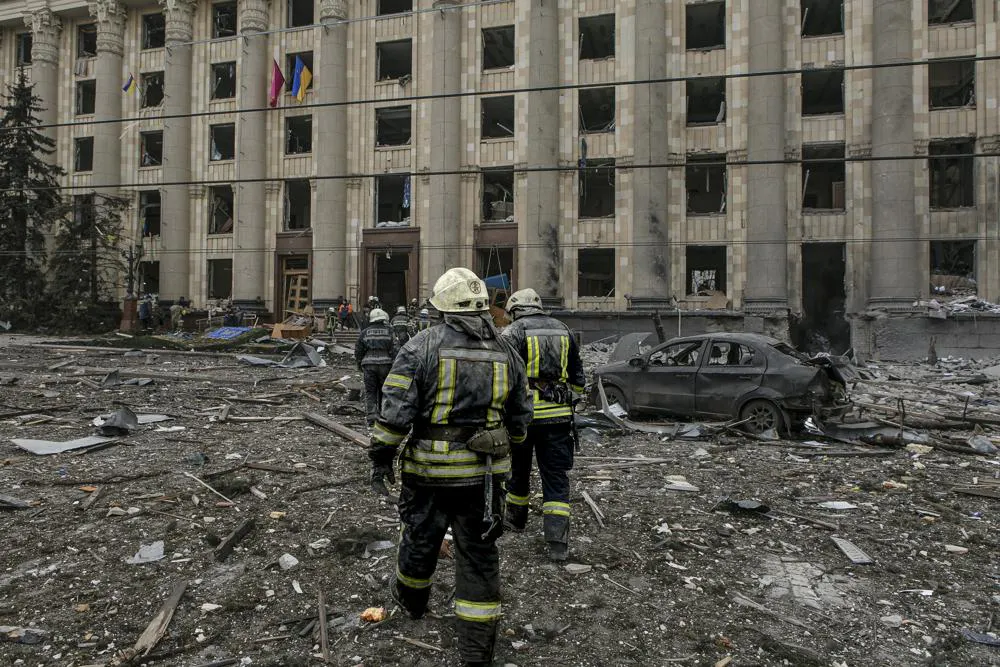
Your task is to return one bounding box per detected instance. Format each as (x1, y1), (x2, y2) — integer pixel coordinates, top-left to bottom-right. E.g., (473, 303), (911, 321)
(466, 427), (510, 541)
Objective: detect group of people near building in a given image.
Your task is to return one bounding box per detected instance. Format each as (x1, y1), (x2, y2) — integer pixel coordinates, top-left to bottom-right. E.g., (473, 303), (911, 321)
(354, 266), (585, 666)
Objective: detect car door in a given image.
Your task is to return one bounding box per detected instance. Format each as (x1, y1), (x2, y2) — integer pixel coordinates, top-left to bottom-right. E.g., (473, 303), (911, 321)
(632, 340), (704, 415)
(694, 339), (766, 417)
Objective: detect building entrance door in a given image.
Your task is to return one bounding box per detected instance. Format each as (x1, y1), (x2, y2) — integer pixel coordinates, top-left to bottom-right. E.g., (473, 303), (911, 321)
(797, 243), (849, 353)
(375, 252), (409, 312)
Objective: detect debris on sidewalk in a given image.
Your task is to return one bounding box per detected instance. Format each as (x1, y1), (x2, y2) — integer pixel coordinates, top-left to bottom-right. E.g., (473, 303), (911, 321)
(11, 434), (118, 455)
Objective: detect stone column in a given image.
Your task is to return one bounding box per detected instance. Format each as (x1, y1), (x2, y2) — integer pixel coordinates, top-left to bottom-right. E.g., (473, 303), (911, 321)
(312, 0), (348, 311)
(628, 0), (671, 309)
(23, 9), (62, 146)
(88, 0), (126, 200)
(158, 0), (196, 303)
(232, 0), (270, 311)
(423, 0), (462, 285)
(743, 1), (788, 315)
(517, 0), (560, 302)
(868, 0), (919, 310)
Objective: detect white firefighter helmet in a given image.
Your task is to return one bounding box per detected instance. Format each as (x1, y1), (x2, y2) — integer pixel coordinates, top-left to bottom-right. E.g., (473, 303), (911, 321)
(505, 287), (543, 315)
(419, 308), (429, 317)
(396, 306), (406, 315)
(369, 308), (389, 324)
(429, 267), (489, 313)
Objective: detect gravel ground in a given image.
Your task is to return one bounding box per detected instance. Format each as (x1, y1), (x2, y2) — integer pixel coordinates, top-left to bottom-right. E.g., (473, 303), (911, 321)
(1, 340), (999, 667)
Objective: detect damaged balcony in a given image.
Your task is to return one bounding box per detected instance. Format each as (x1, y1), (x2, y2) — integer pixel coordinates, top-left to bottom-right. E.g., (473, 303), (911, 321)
(481, 168), (514, 224)
(686, 1), (726, 50)
(375, 174), (411, 228)
(579, 87), (615, 134)
(802, 144), (846, 213)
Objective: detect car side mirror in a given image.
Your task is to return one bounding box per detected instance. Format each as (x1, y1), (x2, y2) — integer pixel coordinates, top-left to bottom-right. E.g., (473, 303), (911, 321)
(628, 356), (646, 369)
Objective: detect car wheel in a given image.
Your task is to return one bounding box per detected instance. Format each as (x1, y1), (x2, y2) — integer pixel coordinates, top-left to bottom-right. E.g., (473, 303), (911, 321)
(739, 399), (783, 436)
(603, 385), (629, 413)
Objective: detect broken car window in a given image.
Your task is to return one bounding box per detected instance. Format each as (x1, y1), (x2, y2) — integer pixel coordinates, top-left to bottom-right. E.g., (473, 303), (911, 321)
(707, 342), (756, 366)
(650, 342), (702, 367)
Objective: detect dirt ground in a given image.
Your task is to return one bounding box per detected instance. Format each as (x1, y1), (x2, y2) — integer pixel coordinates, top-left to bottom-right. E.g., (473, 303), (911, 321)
(1, 336), (999, 666)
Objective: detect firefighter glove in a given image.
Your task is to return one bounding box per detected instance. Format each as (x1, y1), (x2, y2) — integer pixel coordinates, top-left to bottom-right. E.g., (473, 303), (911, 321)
(370, 462), (395, 497)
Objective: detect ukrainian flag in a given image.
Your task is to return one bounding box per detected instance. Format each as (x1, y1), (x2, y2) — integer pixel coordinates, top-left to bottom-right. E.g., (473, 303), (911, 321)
(122, 73), (137, 94)
(291, 56), (312, 103)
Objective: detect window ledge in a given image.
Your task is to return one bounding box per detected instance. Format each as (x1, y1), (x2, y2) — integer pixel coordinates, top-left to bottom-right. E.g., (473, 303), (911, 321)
(802, 208), (846, 215)
(279, 228), (312, 235)
(686, 212), (726, 218)
(75, 113), (95, 119)
(481, 136), (515, 143)
(930, 105), (976, 112)
(802, 112), (846, 118)
(685, 46), (725, 53)
(928, 20), (975, 27)
(138, 165), (162, 171)
(284, 152), (313, 158)
(483, 66), (514, 73)
(578, 216), (616, 223)
(375, 144), (411, 151)
(579, 56), (615, 63)
(686, 122), (724, 128)
(140, 47), (165, 52)
(930, 206), (976, 212)
(802, 33), (844, 39)
(207, 232), (233, 237)
(209, 159), (236, 164)
(209, 97), (236, 104)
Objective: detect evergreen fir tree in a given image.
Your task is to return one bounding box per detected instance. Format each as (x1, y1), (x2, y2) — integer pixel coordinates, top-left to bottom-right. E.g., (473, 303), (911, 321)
(0, 69), (68, 327)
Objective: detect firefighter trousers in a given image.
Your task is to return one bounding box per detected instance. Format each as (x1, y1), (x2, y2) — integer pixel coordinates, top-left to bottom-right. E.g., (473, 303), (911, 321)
(504, 421), (574, 544)
(361, 364), (392, 425)
(394, 478), (504, 664)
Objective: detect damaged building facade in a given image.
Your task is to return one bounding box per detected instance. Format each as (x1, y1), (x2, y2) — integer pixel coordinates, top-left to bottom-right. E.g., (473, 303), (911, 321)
(2, 0), (999, 358)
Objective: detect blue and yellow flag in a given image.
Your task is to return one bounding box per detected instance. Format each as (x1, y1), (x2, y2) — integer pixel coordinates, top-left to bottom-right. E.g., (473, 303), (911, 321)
(122, 73), (138, 94)
(291, 56), (312, 103)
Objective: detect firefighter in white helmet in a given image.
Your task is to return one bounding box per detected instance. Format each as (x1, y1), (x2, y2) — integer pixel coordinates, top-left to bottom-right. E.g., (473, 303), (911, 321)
(501, 287), (586, 561)
(354, 307), (396, 426)
(369, 267), (533, 666)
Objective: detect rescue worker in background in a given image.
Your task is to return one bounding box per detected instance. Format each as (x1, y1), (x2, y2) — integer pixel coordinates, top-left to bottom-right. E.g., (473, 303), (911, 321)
(501, 287), (586, 562)
(391, 305), (414, 347)
(416, 307), (432, 332)
(354, 308), (397, 427)
(407, 297), (419, 318)
(369, 267), (533, 667)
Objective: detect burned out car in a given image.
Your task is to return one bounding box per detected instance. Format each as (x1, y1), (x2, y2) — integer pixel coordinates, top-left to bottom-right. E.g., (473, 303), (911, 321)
(592, 333), (849, 434)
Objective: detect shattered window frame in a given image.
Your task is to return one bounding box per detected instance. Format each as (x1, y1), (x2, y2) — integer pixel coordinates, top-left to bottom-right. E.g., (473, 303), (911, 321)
(801, 143), (847, 212)
(481, 95), (516, 139)
(801, 0), (844, 36)
(579, 14), (615, 61)
(212, 2), (238, 39)
(377, 0), (413, 15)
(481, 167), (515, 223)
(286, 0), (314, 28)
(75, 79), (96, 116)
(686, 77), (726, 126)
(577, 248), (616, 298)
(929, 138), (976, 209)
(685, 154), (727, 215)
(928, 0), (974, 25)
(685, 245), (727, 295)
(77, 23), (97, 58)
(801, 68), (845, 116)
(207, 258), (234, 299)
(139, 189), (161, 237)
(209, 123), (236, 162)
(928, 58), (976, 109)
(283, 179), (313, 231)
(706, 341), (758, 367)
(139, 260), (160, 295)
(374, 173), (411, 226)
(578, 159), (617, 219)
(16, 33), (32, 66)
(929, 240), (977, 296)
(208, 184), (235, 235)
(579, 87), (616, 134)
(685, 1), (726, 51)
(375, 105), (413, 147)
(285, 115), (313, 155)
(74, 136), (94, 172)
(142, 13), (166, 50)
(482, 25), (515, 70)
(376, 39), (413, 82)
(141, 71), (165, 108)
(210, 61), (237, 100)
(140, 130), (164, 167)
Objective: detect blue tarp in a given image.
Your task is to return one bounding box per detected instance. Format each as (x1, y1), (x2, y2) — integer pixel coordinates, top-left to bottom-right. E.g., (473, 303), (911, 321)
(484, 273), (510, 290)
(205, 326), (252, 340)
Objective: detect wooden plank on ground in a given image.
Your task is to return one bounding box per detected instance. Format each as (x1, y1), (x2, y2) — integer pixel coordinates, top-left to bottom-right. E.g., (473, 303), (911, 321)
(302, 412), (369, 448)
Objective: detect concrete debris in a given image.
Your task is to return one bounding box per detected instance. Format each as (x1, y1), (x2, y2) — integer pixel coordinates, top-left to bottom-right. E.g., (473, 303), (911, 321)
(277, 553), (300, 571)
(11, 435), (118, 455)
(126, 541), (165, 564)
(0, 625), (48, 644)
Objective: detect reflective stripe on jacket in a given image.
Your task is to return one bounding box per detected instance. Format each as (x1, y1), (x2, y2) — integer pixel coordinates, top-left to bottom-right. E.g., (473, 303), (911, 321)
(355, 323), (397, 367)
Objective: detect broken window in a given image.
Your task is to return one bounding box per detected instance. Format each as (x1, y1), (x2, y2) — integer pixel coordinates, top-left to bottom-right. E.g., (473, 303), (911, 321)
(579, 87), (615, 133)
(284, 179), (312, 230)
(208, 259), (233, 298)
(76, 80), (96, 115)
(375, 106), (412, 146)
(929, 58), (975, 109)
(707, 342), (756, 366)
(375, 174), (411, 226)
(802, 143), (846, 211)
(686, 154), (727, 214)
(483, 26), (515, 70)
(376, 40), (412, 81)
(140, 131), (163, 167)
(579, 160), (616, 218)
(77, 24), (96, 58)
(930, 240), (976, 296)
(141, 71), (164, 108)
(482, 96), (515, 139)
(210, 124), (235, 161)
(74, 137), (94, 172)
(801, 0), (843, 36)
(16, 33), (32, 66)
(208, 185), (235, 234)
(287, 0), (314, 28)
(140, 190), (161, 237)
(142, 13), (165, 49)
(212, 2), (238, 38)
(650, 341), (703, 367)
(578, 248), (615, 297)
(378, 0), (412, 15)
(285, 52), (314, 91)
(73, 195), (95, 231)
(686, 2), (726, 50)
(686, 77), (726, 125)
(482, 168), (514, 222)
(929, 0), (974, 25)
(801, 68), (844, 115)
(286, 115), (313, 154)
(139, 261), (160, 295)
(579, 14), (615, 60)
(686, 245), (727, 294)
(929, 139), (975, 208)
(211, 62), (237, 100)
